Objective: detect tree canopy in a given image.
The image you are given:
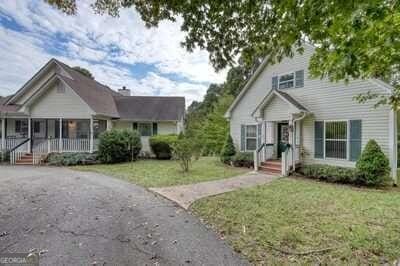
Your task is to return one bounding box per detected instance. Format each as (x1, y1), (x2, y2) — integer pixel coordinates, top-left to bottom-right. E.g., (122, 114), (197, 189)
(72, 66), (94, 79)
(47, 0), (400, 107)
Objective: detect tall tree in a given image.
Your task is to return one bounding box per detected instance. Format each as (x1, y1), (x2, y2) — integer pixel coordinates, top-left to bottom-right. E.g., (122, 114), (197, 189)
(73, 66), (94, 79)
(47, 0), (400, 108)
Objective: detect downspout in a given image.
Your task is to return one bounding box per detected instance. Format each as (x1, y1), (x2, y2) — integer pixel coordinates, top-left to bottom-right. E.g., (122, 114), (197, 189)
(291, 111), (307, 172)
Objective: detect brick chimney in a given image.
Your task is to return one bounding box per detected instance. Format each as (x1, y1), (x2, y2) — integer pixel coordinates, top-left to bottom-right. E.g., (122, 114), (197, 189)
(118, 86), (131, 96)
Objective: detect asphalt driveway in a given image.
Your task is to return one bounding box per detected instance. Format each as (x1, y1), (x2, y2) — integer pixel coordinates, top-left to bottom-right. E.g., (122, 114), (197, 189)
(0, 166), (248, 266)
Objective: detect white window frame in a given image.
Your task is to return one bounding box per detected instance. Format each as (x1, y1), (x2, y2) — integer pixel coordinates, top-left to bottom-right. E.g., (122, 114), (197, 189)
(323, 120), (350, 160)
(278, 71), (295, 89)
(245, 124), (257, 151)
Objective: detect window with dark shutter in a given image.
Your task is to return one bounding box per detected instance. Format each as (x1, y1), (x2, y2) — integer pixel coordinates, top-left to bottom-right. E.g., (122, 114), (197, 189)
(295, 70), (304, 88)
(272, 76), (278, 90)
(153, 123), (158, 135)
(349, 120), (362, 161)
(133, 122), (138, 130)
(314, 121), (324, 158)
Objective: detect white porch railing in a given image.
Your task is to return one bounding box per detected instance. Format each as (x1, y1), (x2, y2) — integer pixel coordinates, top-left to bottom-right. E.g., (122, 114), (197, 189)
(10, 140), (29, 165)
(62, 138), (91, 152)
(281, 145), (293, 176)
(5, 138), (29, 151)
(254, 143), (274, 171)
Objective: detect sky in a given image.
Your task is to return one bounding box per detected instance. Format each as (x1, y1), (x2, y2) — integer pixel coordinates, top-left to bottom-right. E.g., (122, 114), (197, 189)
(0, 1), (227, 106)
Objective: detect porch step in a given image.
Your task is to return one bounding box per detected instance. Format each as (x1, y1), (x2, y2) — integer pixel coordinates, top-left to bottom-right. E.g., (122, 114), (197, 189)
(16, 153), (33, 165)
(259, 159), (282, 174)
(259, 166), (281, 174)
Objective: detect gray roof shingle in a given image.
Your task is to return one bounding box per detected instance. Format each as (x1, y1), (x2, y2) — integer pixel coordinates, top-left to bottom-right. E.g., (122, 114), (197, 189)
(114, 96), (185, 121)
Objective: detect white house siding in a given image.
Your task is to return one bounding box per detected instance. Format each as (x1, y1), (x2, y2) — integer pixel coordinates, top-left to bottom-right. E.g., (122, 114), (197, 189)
(263, 95), (297, 121)
(158, 121), (178, 134)
(15, 69), (57, 105)
(29, 83), (93, 119)
(230, 44), (391, 167)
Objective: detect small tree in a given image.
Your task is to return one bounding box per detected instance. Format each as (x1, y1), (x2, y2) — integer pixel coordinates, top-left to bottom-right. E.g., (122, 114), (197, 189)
(356, 139), (391, 186)
(73, 66), (94, 79)
(220, 134), (235, 164)
(172, 133), (196, 172)
(120, 129), (142, 161)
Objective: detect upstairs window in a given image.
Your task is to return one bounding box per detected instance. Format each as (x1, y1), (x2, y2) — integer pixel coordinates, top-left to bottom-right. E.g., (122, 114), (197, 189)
(272, 70), (304, 90)
(279, 73), (295, 89)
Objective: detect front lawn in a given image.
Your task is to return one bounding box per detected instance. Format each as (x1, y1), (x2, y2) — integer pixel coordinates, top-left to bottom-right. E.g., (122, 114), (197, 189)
(191, 177), (400, 265)
(73, 157), (248, 187)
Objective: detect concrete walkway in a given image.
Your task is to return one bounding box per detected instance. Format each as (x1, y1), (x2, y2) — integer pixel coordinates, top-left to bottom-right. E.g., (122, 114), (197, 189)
(150, 172), (279, 209)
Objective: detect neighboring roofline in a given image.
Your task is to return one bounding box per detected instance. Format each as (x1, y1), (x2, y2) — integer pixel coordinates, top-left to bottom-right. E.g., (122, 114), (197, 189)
(225, 42), (315, 119)
(251, 89), (308, 117)
(370, 78), (394, 93)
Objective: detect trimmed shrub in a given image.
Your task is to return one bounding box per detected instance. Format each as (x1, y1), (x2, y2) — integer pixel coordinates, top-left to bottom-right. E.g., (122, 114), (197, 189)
(356, 139), (391, 186)
(220, 134), (236, 164)
(232, 152), (254, 168)
(46, 152), (98, 166)
(97, 129), (141, 163)
(300, 164), (358, 184)
(149, 134), (178, 160)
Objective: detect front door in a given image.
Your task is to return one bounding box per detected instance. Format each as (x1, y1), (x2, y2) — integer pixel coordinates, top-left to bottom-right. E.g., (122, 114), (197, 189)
(277, 122), (289, 158)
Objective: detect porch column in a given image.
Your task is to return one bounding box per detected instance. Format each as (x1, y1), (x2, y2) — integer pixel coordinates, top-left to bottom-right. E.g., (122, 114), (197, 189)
(106, 119), (113, 130)
(28, 118), (31, 153)
(59, 118), (62, 152)
(89, 117), (94, 153)
(289, 115), (295, 171)
(1, 118), (5, 151)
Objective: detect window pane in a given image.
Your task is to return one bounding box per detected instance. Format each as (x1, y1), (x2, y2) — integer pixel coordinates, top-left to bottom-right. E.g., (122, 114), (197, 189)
(326, 121), (347, 139)
(246, 125), (257, 137)
(139, 123), (152, 136)
(94, 120), (107, 138)
(279, 73), (294, 82)
(246, 138), (257, 150)
(326, 140), (347, 159)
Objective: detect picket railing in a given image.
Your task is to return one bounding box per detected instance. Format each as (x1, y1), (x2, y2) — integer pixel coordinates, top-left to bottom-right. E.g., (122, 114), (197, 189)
(62, 138), (91, 152)
(9, 139), (29, 165)
(254, 143), (274, 171)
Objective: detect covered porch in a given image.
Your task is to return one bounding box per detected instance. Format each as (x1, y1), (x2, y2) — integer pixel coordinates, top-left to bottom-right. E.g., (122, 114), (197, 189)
(251, 89), (309, 175)
(0, 117), (110, 164)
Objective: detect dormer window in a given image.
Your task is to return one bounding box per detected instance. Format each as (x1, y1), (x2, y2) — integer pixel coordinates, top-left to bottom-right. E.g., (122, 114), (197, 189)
(279, 73), (295, 89)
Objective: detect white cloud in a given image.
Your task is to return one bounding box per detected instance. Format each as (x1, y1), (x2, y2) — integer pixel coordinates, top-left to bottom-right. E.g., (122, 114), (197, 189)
(0, 0), (227, 105)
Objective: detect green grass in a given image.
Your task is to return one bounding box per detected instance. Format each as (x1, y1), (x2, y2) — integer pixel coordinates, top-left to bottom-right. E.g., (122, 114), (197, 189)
(73, 157), (248, 187)
(191, 177), (400, 265)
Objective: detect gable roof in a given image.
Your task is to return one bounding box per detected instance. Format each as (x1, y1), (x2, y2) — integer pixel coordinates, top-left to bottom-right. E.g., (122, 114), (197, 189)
(1, 59), (186, 121)
(114, 96), (185, 121)
(55, 61), (121, 117)
(252, 89), (309, 118)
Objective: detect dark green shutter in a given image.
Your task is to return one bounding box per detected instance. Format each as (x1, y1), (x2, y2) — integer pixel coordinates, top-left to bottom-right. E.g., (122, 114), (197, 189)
(314, 121), (324, 158)
(133, 122), (138, 130)
(257, 123), (262, 148)
(349, 120), (362, 161)
(272, 76), (278, 90)
(241, 125), (246, 151)
(295, 70), (304, 88)
(152, 123), (158, 135)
